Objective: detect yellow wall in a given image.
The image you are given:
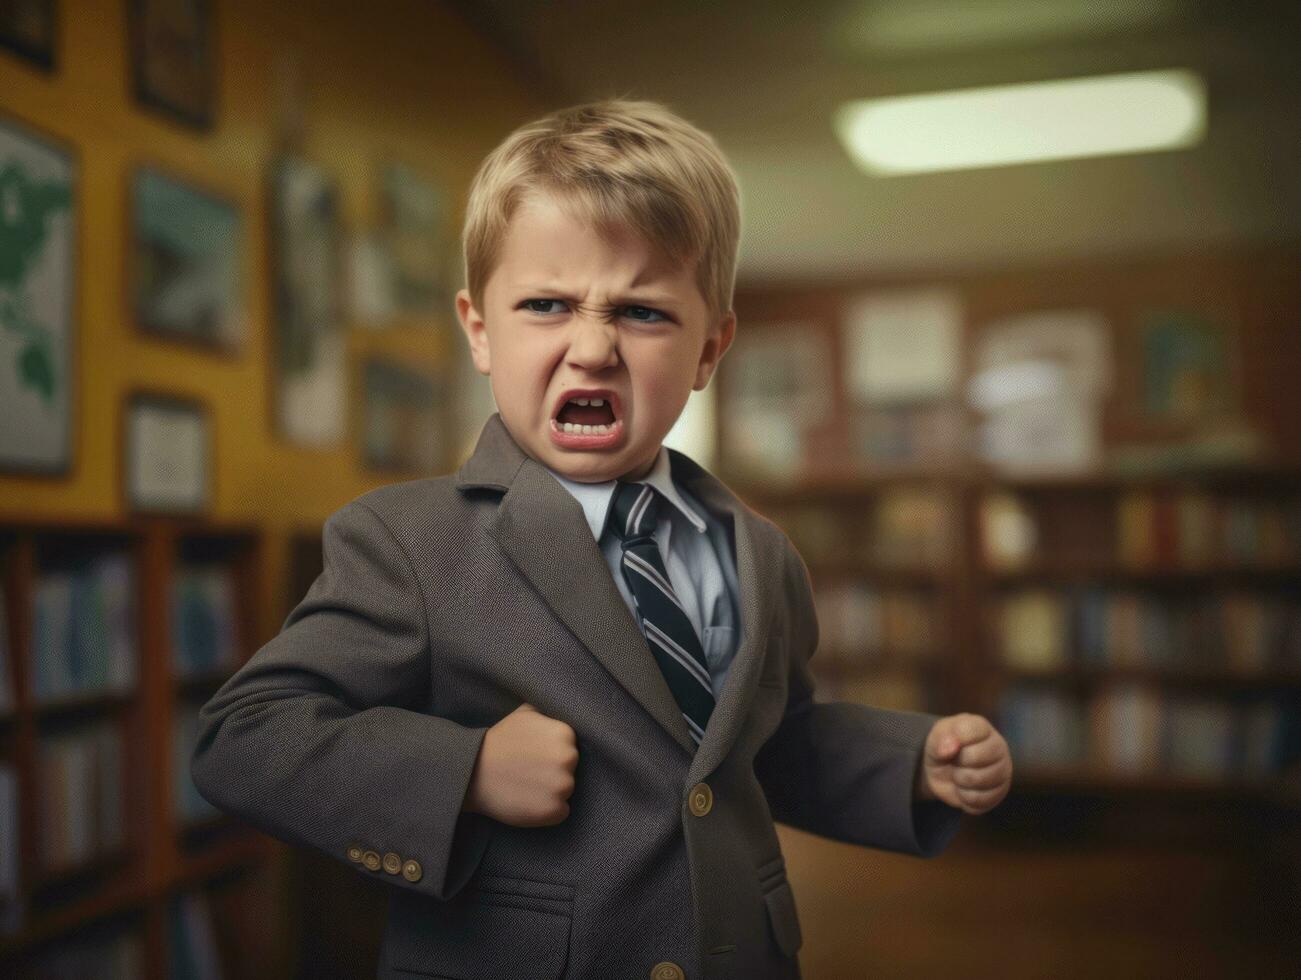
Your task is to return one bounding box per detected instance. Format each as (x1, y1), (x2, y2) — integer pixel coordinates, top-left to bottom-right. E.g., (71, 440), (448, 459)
(0, 0), (544, 634)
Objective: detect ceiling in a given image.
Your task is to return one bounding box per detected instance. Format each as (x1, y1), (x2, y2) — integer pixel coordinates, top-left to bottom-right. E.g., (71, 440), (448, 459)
(454, 0), (1301, 282)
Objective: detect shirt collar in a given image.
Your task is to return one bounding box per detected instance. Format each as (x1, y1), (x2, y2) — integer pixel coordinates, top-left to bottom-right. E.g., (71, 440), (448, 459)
(545, 445), (709, 541)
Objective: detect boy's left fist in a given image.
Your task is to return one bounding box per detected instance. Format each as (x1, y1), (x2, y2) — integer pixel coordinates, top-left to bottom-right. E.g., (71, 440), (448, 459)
(917, 713), (1012, 815)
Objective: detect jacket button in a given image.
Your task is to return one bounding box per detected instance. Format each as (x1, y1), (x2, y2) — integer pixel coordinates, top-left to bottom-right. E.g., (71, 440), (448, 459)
(382, 852), (401, 875)
(346, 845), (363, 863)
(651, 963), (685, 980)
(402, 859), (423, 883)
(362, 850), (381, 871)
(688, 782), (713, 816)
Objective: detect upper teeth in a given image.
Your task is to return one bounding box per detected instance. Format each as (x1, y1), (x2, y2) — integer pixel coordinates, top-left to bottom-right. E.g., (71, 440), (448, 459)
(570, 397), (605, 406)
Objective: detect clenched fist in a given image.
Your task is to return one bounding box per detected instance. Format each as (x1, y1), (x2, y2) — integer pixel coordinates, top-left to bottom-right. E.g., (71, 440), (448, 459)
(462, 702), (579, 827)
(917, 712), (1012, 815)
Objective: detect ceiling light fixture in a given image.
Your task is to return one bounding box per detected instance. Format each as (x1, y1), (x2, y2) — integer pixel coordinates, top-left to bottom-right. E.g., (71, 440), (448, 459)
(834, 69), (1206, 176)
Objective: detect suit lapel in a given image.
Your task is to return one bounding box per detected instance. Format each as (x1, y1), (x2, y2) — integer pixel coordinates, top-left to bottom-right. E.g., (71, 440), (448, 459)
(459, 415), (696, 756)
(668, 449), (781, 784)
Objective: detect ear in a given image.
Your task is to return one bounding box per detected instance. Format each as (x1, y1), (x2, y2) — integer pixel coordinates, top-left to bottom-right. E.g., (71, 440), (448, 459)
(693, 309), (737, 390)
(456, 288), (491, 375)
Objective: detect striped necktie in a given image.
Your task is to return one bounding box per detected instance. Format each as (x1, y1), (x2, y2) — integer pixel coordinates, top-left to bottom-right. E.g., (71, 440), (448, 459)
(610, 480), (715, 747)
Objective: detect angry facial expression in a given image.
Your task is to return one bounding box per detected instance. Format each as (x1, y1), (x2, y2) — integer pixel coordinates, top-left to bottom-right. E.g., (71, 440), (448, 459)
(456, 191), (735, 483)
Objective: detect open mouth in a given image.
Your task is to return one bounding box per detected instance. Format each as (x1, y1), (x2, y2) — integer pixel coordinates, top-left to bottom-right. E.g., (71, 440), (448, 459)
(551, 390), (621, 435)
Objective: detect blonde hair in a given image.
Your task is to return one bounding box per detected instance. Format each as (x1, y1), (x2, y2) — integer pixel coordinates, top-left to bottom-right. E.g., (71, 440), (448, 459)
(461, 98), (741, 322)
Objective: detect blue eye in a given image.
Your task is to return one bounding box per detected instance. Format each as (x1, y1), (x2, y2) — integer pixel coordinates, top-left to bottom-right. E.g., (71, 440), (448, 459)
(522, 298), (567, 315)
(623, 305), (666, 323)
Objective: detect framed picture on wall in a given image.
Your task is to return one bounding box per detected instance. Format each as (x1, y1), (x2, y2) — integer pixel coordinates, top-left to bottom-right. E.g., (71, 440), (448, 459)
(269, 157), (346, 447)
(361, 357), (446, 474)
(381, 162), (452, 319)
(718, 321), (836, 479)
(128, 0), (215, 130)
(123, 391), (212, 514)
(1137, 310), (1239, 424)
(130, 166), (244, 352)
(0, 112), (76, 476)
(0, 0), (57, 70)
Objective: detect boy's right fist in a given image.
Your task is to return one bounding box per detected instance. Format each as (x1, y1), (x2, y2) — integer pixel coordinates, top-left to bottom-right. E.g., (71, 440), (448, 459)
(462, 702), (578, 827)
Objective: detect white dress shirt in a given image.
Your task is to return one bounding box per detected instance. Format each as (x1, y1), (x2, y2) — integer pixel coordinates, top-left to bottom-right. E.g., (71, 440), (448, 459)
(544, 447), (743, 701)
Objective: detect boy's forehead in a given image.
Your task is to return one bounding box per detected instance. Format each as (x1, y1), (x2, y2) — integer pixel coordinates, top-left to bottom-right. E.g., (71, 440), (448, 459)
(501, 199), (698, 296)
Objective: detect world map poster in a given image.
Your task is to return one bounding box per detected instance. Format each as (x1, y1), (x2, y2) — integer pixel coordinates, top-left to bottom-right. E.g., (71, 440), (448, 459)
(0, 115), (74, 474)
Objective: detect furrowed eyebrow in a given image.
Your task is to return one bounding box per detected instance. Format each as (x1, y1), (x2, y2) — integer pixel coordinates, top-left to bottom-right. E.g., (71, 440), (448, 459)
(516, 289), (680, 315)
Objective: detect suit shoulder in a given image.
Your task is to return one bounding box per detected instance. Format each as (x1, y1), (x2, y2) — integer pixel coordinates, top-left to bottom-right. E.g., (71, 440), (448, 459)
(354, 474), (460, 513)
(327, 475), (467, 542)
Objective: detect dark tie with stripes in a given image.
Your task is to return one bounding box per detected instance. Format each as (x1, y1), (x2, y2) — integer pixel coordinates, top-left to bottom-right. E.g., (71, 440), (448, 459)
(610, 480), (716, 747)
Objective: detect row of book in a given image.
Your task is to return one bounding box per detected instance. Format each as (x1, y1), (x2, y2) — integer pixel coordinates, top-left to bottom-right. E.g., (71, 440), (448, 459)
(37, 721), (127, 875)
(769, 488), (956, 570)
(174, 700), (221, 825)
(173, 564), (242, 679)
(812, 583), (941, 661)
(999, 589), (1301, 675)
(1000, 685), (1301, 779)
(982, 490), (1301, 570)
(1, 596), (11, 712)
(1118, 491), (1301, 568)
(31, 554), (138, 703)
(169, 890), (224, 980)
(1, 764), (18, 937)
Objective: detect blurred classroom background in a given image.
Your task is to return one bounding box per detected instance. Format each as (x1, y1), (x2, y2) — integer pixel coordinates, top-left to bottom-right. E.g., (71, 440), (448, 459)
(1, 0), (1299, 977)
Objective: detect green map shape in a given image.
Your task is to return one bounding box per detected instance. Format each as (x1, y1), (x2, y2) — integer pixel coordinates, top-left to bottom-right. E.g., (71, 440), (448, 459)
(1, 160), (72, 403)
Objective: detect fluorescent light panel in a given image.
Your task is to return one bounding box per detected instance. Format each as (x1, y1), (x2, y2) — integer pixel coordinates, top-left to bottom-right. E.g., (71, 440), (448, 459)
(840, 0), (1180, 54)
(835, 69), (1206, 176)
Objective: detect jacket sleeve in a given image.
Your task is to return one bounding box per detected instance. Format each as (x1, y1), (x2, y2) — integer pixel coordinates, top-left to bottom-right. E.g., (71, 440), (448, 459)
(190, 498), (494, 901)
(752, 535), (963, 857)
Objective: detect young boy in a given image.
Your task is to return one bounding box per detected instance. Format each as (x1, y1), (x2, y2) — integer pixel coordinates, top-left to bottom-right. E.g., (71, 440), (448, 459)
(192, 99), (1012, 980)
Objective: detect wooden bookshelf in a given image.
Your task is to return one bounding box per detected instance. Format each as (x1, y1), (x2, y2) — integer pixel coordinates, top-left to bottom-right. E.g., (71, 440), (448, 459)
(737, 477), (967, 717)
(722, 245), (1301, 818)
(974, 472), (1301, 800)
(731, 466), (1301, 809)
(0, 517), (278, 978)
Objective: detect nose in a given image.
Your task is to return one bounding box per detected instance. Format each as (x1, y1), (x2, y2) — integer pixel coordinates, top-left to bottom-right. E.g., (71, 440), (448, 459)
(565, 309), (620, 372)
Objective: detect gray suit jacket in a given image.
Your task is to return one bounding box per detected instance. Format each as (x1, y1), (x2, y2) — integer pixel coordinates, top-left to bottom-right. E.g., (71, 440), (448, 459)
(191, 413), (962, 980)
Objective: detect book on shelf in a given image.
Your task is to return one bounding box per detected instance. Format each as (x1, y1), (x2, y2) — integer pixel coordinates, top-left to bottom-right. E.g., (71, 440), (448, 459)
(172, 562), (241, 679)
(1119, 491), (1301, 569)
(0, 593), (11, 712)
(1001, 684), (1301, 781)
(988, 488), (1300, 572)
(1221, 497), (1298, 565)
(870, 488), (953, 569)
(980, 492), (1037, 570)
(174, 701), (221, 825)
(776, 506), (855, 567)
(1, 763), (20, 937)
(1089, 684), (1163, 775)
(168, 889), (223, 980)
(813, 582), (939, 664)
(998, 591), (1068, 671)
(1117, 491), (1158, 567)
(31, 552), (137, 703)
(36, 720), (126, 875)
(1000, 587), (1301, 677)
(1163, 695), (1237, 779)
(998, 687), (1087, 769)
(1174, 491), (1217, 565)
